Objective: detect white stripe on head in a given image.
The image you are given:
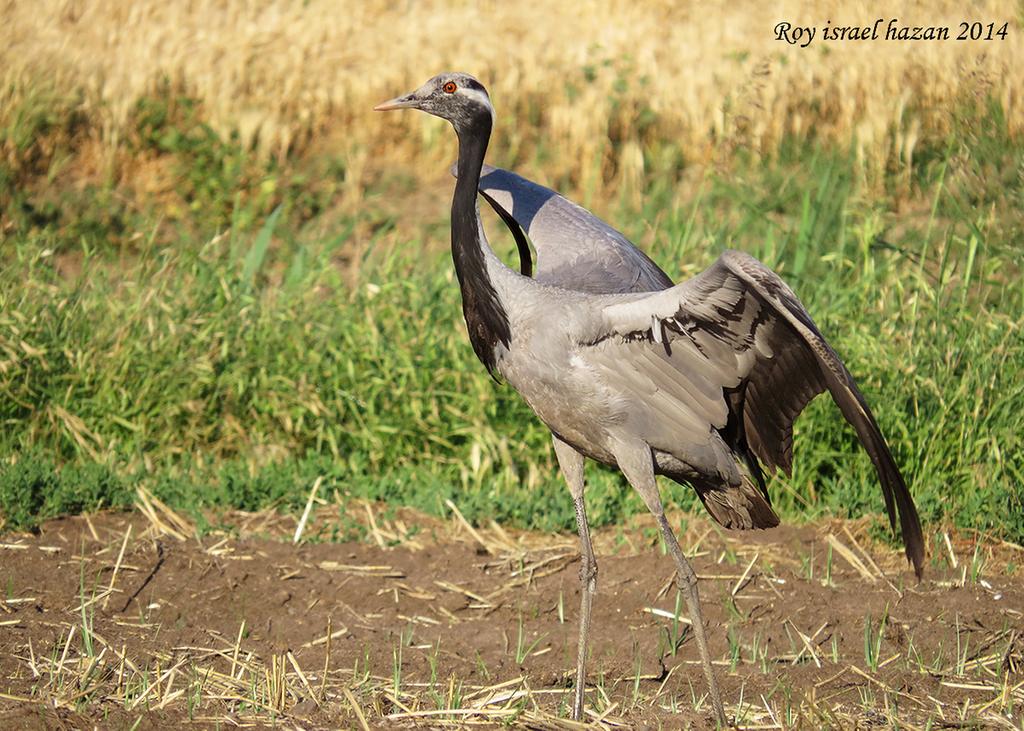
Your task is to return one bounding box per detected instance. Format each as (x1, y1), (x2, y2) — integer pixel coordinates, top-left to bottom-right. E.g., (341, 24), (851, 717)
(460, 86), (496, 126)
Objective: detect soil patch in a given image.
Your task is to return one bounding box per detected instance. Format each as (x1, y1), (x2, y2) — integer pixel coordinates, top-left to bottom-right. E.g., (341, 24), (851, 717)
(0, 505), (1021, 728)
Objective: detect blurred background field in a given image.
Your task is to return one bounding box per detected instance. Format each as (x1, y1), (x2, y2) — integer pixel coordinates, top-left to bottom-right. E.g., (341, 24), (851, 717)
(1, 0), (1022, 551)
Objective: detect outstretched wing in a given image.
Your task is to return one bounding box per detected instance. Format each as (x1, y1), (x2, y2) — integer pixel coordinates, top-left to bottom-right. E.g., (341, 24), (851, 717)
(454, 163), (673, 294)
(595, 250), (924, 576)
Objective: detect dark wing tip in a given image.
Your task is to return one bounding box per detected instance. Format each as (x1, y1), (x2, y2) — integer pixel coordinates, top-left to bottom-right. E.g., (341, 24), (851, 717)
(892, 467), (926, 580)
(809, 338), (926, 581)
(833, 367), (925, 580)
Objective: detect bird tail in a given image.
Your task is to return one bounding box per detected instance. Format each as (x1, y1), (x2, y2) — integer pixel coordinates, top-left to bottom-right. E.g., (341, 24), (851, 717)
(673, 473), (780, 531)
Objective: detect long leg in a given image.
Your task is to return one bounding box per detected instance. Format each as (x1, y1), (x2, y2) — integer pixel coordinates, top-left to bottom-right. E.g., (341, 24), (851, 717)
(613, 442), (726, 726)
(552, 436), (596, 722)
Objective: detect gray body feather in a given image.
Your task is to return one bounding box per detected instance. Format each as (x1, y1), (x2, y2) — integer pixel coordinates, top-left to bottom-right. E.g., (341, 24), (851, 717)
(456, 164), (673, 294)
(467, 166), (923, 572)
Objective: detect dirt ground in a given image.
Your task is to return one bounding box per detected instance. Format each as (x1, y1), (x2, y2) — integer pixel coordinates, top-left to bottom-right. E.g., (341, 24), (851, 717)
(0, 497), (1021, 729)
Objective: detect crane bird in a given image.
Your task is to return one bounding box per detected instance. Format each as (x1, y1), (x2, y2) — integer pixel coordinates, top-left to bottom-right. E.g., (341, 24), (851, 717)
(376, 73), (924, 725)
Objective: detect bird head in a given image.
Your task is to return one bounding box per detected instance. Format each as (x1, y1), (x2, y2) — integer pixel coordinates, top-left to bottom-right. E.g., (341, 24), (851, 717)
(374, 72), (494, 134)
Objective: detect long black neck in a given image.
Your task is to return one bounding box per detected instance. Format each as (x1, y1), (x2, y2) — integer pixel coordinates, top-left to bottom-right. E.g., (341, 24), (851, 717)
(451, 112), (511, 374)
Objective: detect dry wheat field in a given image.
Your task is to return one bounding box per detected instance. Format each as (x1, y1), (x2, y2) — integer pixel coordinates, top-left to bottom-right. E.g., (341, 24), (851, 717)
(2, 0), (1023, 729)
(4, 0), (1023, 186)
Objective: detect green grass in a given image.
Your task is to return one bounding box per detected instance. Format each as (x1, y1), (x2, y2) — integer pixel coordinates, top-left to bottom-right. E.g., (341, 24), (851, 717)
(1, 87), (1022, 543)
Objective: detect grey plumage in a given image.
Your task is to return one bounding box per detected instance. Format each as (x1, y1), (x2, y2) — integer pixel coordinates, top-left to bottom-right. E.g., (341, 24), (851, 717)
(472, 163), (922, 552)
(378, 73), (923, 726)
(458, 163), (672, 294)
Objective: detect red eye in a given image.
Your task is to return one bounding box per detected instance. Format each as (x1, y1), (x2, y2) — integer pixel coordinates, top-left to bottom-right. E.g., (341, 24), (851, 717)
(442, 81), (457, 94)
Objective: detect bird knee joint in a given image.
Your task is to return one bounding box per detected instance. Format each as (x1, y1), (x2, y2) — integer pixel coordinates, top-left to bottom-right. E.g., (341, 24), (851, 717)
(675, 569), (698, 592)
(579, 560), (598, 590)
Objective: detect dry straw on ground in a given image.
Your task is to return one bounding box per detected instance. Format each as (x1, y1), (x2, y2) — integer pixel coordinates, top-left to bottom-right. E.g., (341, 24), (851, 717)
(3, 0), (1021, 189)
(2, 505), (1021, 728)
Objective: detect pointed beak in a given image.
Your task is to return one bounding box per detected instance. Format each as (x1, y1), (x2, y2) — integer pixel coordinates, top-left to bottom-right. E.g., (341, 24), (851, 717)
(374, 92), (420, 112)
